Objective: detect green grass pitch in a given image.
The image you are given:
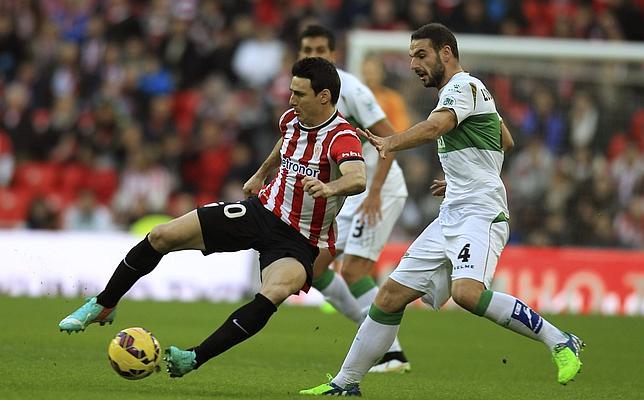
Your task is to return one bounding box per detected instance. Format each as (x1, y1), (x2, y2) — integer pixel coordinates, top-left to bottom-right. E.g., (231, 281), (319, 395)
(0, 296), (642, 400)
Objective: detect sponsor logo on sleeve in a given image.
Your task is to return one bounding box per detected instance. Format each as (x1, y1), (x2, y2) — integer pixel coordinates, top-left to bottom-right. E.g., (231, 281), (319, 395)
(442, 96), (455, 106)
(340, 150), (362, 159)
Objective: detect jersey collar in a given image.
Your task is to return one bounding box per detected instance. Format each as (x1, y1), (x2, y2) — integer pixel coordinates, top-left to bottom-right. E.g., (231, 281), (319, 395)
(438, 71), (469, 95)
(299, 109), (338, 132)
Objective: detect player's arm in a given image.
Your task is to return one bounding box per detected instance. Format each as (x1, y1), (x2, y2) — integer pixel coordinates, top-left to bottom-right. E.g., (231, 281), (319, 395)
(501, 119), (514, 152)
(360, 110), (456, 158)
(358, 118), (397, 225)
(332, 160), (367, 196)
(303, 160), (366, 199)
(303, 132), (366, 199)
(242, 138), (283, 197)
(365, 119), (396, 192)
(341, 75), (399, 222)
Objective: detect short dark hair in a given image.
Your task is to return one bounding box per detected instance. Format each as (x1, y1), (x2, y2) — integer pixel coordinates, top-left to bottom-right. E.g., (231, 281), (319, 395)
(292, 57), (341, 105)
(411, 23), (459, 60)
(299, 25), (336, 51)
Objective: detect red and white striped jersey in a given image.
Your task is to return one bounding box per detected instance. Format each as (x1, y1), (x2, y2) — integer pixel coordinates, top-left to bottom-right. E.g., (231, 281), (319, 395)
(259, 108), (364, 253)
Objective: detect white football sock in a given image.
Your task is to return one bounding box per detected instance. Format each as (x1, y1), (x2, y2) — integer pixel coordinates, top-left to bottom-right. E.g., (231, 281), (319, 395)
(355, 286), (402, 353)
(479, 290), (568, 350)
(318, 271), (364, 323)
(333, 311), (400, 387)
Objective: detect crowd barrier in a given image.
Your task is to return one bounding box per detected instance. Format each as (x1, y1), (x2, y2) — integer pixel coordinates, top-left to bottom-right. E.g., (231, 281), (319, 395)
(2, 231), (642, 315)
(0, 231), (256, 302)
(371, 243), (644, 315)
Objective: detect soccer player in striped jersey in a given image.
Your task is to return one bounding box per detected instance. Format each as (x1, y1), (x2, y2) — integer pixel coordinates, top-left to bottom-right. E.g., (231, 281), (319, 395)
(301, 24), (584, 397)
(58, 57), (367, 378)
(299, 25), (411, 373)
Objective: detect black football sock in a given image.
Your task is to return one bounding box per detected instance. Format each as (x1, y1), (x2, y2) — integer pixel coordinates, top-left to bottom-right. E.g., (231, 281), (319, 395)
(96, 235), (165, 308)
(193, 293), (278, 368)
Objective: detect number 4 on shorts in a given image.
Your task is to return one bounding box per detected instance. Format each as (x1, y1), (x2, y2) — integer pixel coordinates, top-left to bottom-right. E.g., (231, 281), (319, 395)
(458, 243), (471, 263)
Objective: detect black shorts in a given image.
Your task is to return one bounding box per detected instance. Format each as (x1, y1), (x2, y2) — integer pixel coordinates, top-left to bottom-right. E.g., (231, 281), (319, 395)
(197, 196), (319, 291)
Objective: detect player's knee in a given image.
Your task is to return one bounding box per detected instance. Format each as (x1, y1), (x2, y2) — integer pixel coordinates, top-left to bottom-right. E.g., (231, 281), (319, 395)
(312, 259), (330, 280)
(340, 256), (372, 285)
(339, 267), (362, 285)
(260, 285), (292, 305)
(148, 224), (175, 253)
(374, 285), (403, 314)
(451, 283), (483, 313)
(312, 250), (335, 279)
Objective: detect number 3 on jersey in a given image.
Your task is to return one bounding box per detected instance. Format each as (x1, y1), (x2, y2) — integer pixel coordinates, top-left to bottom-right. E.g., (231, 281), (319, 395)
(352, 220), (364, 238)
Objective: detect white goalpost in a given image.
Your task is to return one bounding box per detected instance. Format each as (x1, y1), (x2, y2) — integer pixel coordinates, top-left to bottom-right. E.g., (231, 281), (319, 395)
(347, 30), (644, 76)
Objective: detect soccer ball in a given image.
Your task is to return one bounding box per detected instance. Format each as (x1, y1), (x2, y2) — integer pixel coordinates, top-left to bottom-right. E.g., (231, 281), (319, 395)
(107, 327), (161, 380)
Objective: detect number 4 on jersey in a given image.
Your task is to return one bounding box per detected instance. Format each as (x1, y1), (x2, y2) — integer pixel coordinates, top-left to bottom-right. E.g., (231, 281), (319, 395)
(457, 243), (471, 263)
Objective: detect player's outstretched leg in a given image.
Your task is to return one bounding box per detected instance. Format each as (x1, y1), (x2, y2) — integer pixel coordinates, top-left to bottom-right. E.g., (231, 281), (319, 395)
(469, 288), (585, 385)
(164, 292), (278, 378)
(58, 297), (116, 333)
(165, 346), (197, 378)
(58, 234), (165, 333)
(552, 332), (585, 384)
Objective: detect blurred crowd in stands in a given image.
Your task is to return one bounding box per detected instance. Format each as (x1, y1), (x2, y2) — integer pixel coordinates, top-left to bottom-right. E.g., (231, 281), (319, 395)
(0, 0), (642, 249)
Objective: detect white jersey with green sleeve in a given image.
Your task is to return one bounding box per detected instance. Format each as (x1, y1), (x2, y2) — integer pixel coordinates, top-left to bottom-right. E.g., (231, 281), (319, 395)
(433, 71), (509, 222)
(336, 69), (408, 198)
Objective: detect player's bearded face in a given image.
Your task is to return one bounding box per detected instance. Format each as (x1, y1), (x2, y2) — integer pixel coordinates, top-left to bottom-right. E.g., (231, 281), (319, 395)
(410, 40), (445, 88)
(423, 55), (445, 88)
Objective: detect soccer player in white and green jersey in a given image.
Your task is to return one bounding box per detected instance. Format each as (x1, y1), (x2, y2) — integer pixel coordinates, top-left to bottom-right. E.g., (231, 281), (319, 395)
(301, 23), (584, 397)
(298, 25), (410, 373)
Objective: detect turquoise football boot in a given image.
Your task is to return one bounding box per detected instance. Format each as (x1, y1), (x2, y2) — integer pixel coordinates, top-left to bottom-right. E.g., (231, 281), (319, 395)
(164, 346), (197, 378)
(58, 297), (116, 333)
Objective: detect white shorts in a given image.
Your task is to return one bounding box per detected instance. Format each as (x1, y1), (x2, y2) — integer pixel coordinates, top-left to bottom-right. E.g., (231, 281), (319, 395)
(389, 214), (509, 310)
(335, 194), (406, 262)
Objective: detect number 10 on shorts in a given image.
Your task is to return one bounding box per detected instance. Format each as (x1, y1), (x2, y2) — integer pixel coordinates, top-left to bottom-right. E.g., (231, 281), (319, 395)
(205, 202), (247, 219)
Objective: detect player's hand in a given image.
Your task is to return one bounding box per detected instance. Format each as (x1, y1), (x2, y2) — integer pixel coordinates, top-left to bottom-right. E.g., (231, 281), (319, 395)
(357, 191), (382, 226)
(430, 179), (447, 197)
(302, 176), (334, 198)
(357, 128), (391, 159)
(242, 175), (265, 197)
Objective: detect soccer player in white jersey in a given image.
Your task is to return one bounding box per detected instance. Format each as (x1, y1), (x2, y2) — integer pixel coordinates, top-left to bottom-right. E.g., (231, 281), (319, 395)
(298, 25), (411, 373)
(58, 57), (368, 381)
(301, 23), (584, 397)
